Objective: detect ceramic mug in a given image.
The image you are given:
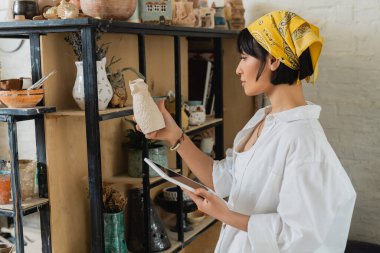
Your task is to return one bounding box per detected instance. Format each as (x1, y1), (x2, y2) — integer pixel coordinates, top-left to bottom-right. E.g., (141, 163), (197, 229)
(185, 103), (206, 125)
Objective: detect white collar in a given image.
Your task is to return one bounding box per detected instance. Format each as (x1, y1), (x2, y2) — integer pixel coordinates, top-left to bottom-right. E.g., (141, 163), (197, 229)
(243, 101), (321, 129)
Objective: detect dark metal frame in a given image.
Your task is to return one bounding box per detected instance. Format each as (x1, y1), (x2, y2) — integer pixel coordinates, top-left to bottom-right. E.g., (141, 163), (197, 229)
(0, 107), (55, 253)
(0, 19), (237, 253)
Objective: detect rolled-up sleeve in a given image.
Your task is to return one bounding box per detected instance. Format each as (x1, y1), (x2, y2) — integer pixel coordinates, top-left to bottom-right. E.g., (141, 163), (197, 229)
(247, 161), (353, 253)
(212, 148), (234, 198)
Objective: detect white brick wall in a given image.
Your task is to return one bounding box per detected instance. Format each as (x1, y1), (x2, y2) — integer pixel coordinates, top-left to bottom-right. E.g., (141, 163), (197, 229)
(244, 0), (380, 244)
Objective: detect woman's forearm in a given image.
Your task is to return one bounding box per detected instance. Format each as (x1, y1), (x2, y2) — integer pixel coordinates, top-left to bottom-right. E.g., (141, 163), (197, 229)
(175, 134), (215, 189)
(222, 210), (249, 232)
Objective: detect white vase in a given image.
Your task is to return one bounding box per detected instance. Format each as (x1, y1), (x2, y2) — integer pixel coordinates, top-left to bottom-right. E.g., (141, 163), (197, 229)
(129, 79), (165, 134)
(72, 57), (113, 111)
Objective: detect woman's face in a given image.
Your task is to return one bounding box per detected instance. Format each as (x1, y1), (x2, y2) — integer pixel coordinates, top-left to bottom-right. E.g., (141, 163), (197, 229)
(235, 52), (274, 96)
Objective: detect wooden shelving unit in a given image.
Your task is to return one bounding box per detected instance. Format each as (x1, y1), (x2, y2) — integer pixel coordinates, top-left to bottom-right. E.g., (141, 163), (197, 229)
(0, 18), (238, 253)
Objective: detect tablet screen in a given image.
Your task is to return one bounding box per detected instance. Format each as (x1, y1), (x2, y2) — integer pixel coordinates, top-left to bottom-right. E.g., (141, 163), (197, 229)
(151, 161), (208, 191)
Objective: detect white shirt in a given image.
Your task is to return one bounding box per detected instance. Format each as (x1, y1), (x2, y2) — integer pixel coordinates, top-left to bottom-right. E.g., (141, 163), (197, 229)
(212, 103), (356, 253)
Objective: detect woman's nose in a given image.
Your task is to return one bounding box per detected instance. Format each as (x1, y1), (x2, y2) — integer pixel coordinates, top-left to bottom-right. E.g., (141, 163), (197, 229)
(236, 64), (242, 76)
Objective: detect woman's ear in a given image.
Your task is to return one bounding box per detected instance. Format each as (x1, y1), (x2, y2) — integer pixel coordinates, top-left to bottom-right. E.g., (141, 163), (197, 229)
(268, 56), (281, 71)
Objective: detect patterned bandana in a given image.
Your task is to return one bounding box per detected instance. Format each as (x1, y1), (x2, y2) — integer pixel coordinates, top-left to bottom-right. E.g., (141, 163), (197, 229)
(247, 10), (323, 83)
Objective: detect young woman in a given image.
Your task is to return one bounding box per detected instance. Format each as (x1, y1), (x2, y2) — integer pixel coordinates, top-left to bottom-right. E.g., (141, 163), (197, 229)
(141, 10), (356, 253)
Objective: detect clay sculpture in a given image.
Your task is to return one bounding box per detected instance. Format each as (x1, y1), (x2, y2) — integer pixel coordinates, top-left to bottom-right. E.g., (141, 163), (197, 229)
(129, 79), (165, 134)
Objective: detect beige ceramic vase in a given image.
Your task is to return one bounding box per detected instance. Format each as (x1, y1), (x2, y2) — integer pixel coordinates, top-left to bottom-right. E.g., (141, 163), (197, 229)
(129, 79), (165, 134)
(80, 0), (136, 20)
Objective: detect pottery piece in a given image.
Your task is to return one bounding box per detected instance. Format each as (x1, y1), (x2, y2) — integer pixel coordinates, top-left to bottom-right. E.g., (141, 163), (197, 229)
(214, 7), (228, 29)
(184, 103), (206, 125)
(226, 0), (245, 30)
(200, 137), (214, 155)
(172, 2), (196, 27)
(163, 186), (191, 202)
(139, 0), (172, 24)
(13, 0), (38, 19)
(38, 0), (59, 13)
(126, 145), (167, 178)
(155, 191), (197, 232)
(127, 188), (171, 252)
(72, 58), (113, 111)
(81, 0), (136, 20)
(0, 78), (23, 91)
(69, 0), (80, 9)
(187, 210), (206, 224)
(129, 79), (165, 134)
(43, 7), (59, 19)
(19, 160), (36, 200)
(0, 89), (44, 108)
(57, 0), (79, 19)
(194, 7), (216, 28)
(104, 212), (127, 253)
(108, 71), (128, 108)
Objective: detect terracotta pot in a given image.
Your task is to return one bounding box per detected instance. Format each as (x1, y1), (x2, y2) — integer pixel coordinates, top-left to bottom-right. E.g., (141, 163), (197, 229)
(81, 0), (136, 20)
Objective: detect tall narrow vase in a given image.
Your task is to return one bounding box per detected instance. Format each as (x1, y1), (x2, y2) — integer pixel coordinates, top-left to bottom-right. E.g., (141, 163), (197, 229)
(72, 57), (113, 111)
(104, 211), (128, 253)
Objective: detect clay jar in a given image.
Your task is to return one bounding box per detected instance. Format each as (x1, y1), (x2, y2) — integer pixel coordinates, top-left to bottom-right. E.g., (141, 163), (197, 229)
(81, 0), (137, 20)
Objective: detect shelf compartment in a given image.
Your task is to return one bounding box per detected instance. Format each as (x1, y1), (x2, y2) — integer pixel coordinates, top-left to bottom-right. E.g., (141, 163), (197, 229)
(104, 169), (180, 187)
(164, 216), (217, 253)
(0, 198), (49, 217)
(46, 105), (133, 121)
(128, 216), (217, 253)
(185, 117), (223, 136)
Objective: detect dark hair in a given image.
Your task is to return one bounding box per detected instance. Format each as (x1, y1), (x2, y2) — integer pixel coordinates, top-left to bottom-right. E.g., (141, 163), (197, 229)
(237, 28), (314, 85)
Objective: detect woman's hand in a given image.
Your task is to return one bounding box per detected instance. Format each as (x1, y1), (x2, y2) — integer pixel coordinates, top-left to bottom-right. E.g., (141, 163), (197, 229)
(135, 100), (183, 146)
(184, 188), (249, 231)
(183, 188), (230, 222)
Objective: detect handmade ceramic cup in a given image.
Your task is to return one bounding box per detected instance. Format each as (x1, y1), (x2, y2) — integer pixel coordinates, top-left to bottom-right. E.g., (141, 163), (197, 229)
(185, 103), (206, 125)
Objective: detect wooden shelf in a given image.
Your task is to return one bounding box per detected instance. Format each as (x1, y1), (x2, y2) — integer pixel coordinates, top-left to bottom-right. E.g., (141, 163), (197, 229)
(164, 216), (217, 253)
(0, 198), (49, 217)
(0, 18), (238, 38)
(46, 105), (133, 121)
(185, 117), (223, 135)
(104, 169), (180, 186)
(0, 106), (56, 122)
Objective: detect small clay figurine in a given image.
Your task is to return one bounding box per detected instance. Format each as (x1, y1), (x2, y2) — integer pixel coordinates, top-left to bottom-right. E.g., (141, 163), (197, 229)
(57, 0), (79, 19)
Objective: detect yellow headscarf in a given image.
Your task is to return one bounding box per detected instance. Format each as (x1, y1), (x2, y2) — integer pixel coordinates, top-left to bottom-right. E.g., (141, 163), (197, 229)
(247, 10), (323, 83)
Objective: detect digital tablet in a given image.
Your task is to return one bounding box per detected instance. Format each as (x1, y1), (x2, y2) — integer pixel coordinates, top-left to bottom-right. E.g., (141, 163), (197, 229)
(144, 158), (210, 193)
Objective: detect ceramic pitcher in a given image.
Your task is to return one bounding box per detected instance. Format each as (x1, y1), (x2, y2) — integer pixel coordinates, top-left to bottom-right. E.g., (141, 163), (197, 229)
(72, 57), (113, 111)
(129, 79), (165, 134)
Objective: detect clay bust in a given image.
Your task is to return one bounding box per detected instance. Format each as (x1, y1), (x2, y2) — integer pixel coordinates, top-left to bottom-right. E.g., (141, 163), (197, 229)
(129, 79), (165, 134)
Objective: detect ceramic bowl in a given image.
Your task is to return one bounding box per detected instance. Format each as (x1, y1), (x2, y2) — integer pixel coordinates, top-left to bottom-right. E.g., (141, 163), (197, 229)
(81, 0), (136, 20)
(187, 210), (206, 224)
(0, 78), (23, 91)
(163, 186), (192, 202)
(0, 89), (44, 108)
